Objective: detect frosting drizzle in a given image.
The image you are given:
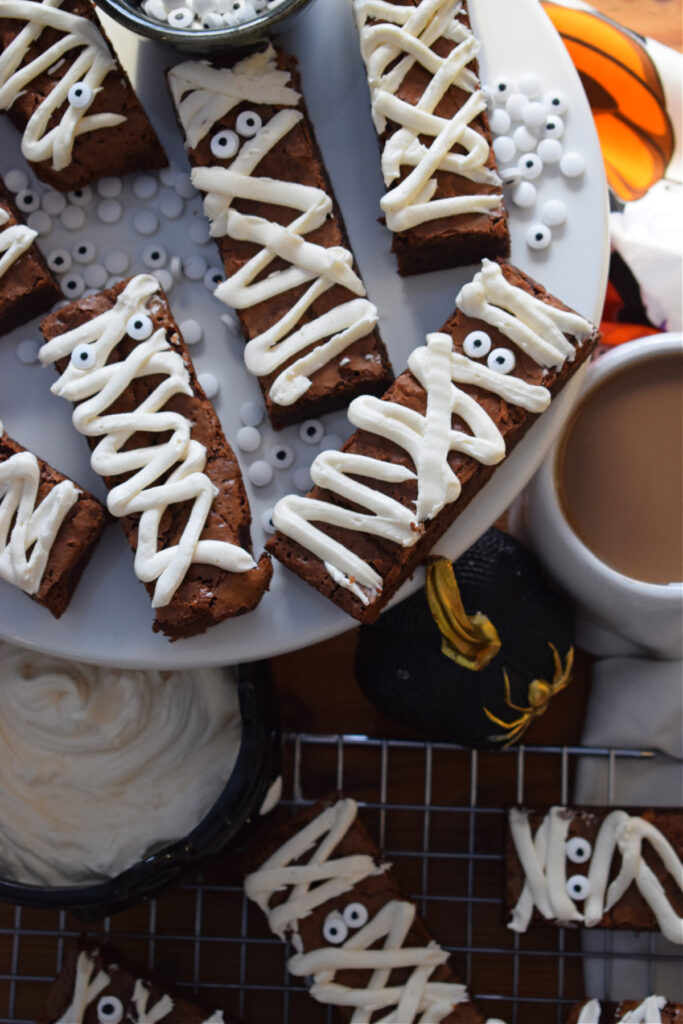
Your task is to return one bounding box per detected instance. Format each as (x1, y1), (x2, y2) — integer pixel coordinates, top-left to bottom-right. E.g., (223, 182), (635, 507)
(38, 274), (256, 608)
(353, 0), (502, 231)
(0, 0), (125, 171)
(168, 48), (379, 408)
(0, 207), (37, 279)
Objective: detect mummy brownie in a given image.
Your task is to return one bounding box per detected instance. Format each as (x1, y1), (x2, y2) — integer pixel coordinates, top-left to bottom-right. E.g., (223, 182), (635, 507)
(0, 422), (105, 616)
(245, 795), (487, 1022)
(39, 274), (272, 639)
(566, 997), (683, 1024)
(0, 180), (60, 333)
(267, 259), (599, 623)
(353, 0), (509, 274)
(0, 0), (166, 191)
(506, 806), (683, 944)
(167, 46), (392, 428)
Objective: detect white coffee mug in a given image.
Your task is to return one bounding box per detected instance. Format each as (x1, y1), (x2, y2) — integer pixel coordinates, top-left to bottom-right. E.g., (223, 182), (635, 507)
(524, 333), (683, 660)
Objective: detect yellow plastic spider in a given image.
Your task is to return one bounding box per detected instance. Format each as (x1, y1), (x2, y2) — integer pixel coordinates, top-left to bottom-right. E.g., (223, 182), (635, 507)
(484, 644), (574, 748)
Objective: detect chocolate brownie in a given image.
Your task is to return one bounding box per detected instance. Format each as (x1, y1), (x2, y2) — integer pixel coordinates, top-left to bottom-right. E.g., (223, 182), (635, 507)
(353, 0), (509, 275)
(505, 806), (683, 942)
(565, 998), (683, 1024)
(0, 181), (60, 333)
(245, 795), (485, 1023)
(167, 46), (392, 429)
(267, 259), (599, 623)
(39, 274), (272, 639)
(0, 0), (166, 192)
(0, 426), (106, 616)
(39, 939), (233, 1023)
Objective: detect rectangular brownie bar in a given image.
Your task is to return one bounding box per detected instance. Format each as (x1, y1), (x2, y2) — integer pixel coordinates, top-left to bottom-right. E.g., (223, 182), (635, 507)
(0, 180), (60, 333)
(39, 939), (232, 1023)
(0, 0), (166, 192)
(245, 795), (485, 1023)
(39, 273), (272, 639)
(0, 424), (106, 616)
(565, 998), (683, 1024)
(167, 45), (393, 430)
(267, 259), (599, 623)
(353, 0), (509, 275)
(505, 806), (683, 943)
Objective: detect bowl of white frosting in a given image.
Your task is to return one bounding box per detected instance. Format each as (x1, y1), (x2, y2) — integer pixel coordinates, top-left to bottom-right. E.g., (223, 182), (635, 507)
(0, 644), (278, 918)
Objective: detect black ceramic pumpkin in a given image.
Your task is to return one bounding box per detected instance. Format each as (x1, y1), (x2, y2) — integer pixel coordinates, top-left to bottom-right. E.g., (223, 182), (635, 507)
(354, 529), (575, 748)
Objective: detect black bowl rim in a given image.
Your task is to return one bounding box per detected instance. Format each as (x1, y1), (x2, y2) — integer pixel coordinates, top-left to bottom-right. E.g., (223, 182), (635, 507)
(0, 659), (280, 917)
(94, 0), (314, 50)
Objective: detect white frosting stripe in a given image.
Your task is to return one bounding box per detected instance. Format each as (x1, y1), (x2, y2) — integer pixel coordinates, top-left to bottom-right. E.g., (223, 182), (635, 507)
(0, 207), (37, 279)
(55, 952), (110, 1024)
(0, 0), (125, 171)
(0, 435), (79, 595)
(354, 0), (502, 231)
(509, 807), (683, 945)
(245, 799), (469, 1023)
(169, 48), (380, 408)
(577, 996), (667, 1024)
(38, 274), (257, 608)
(272, 262), (592, 605)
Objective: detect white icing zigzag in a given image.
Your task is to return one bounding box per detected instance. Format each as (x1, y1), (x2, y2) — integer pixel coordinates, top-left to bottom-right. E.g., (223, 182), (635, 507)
(509, 807), (683, 945)
(0, 207), (36, 279)
(0, 423), (79, 595)
(168, 48), (379, 408)
(353, 0), (502, 231)
(0, 0), (124, 172)
(577, 996), (668, 1024)
(38, 274), (257, 609)
(272, 260), (593, 605)
(56, 949), (225, 1023)
(245, 799), (469, 1023)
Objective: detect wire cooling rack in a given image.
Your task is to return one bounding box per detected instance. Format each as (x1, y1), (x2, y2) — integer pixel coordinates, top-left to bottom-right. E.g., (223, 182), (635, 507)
(0, 734), (675, 1024)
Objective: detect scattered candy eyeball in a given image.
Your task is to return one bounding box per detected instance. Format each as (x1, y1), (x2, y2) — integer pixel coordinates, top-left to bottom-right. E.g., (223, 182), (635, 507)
(566, 836), (592, 864)
(512, 125), (536, 153)
(239, 401), (264, 427)
(299, 419), (324, 444)
(168, 5), (193, 26)
(211, 129), (240, 159)
(248, 459), (274, 487)
(61, 205), (86, 231)
(505, 93), (529, 121)
(545, 90), (567, 115)
(293, 466), (313, 491)
(84, 263), (108, 289)
(493, 136), (516, 165)
(143, 244), (167, 269)
(27, 210), (51, 235)
(541, 199), (567, 226)
(489, 108), (511, 136)
(72, 240), (96, 264)
(236, 425), (262, 452)
(518, 153), (543, 181)
(97, 199), (123, 224)
(518, 72), (542, 99)
(236, 110), (262, 137)
(61, 273), (85, 298)
(198, 371), (219, 398)
(204, 266), (224, 291)
(566, 874), (591, 901)
(4, 168), (29, 193)
(67, 81), (92, 108)
(511, 180), (536, 209)
(526, 223), (552, 250)
(42, 190), (67, 215)
(68, 186), (93, 207)
(126, 313), (154, 341)
(183, 254), (208, 281)
(70, 343), (96, 369)
(322, 912), (348, 946)
(522, 101), (547, 129)
(15, 189), (40, 213)
(15, 339), (40, 365)
(560, 151), (585, 178)
(104, 250), (129, 275)
(133, 174), (158, 200)
(261, 508), (276, 534)
(492, 76), (516, 103)
(500, 166), (522, 187)
(343, 902), (369, 929)
(133, 209), (159, 236)
(180, 318), (202, 345)
(463, 330), (492, 359)
(96, 996), (124, 1024)
(537, 138), (563, 165)
(47, 248), (71, 273)
(543, 115), (564, 140)
(487, 347), (516, 374)
(268, 444), (295, 469)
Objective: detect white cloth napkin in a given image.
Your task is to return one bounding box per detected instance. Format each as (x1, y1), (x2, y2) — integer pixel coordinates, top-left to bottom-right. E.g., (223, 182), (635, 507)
(574, 656), (683, 1001)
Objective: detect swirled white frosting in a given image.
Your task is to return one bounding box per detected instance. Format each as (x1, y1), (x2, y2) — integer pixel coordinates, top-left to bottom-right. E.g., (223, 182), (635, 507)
(0, 642), (241, 887)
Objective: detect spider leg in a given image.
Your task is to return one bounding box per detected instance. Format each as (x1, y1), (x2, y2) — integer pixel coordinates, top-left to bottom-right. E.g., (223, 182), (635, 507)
(501, 669), (533, 714)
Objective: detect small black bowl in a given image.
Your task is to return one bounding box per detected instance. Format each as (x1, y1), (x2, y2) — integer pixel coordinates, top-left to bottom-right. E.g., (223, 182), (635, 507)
(0, 660), (280, 920)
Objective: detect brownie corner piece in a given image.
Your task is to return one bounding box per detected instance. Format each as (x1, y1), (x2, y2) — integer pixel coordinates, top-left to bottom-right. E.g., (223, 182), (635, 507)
(0, 181), (61, 335)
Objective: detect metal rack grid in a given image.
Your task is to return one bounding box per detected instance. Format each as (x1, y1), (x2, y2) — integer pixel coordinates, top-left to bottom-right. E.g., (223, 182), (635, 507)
(0, 734), (675, 1024)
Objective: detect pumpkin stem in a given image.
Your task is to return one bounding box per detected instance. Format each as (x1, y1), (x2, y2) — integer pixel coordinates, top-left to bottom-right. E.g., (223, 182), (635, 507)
(425, 557), (501, 671)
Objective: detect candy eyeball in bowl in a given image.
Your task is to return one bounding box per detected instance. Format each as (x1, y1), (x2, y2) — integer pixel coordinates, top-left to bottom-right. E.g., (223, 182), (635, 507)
(93, 0), (317, 52)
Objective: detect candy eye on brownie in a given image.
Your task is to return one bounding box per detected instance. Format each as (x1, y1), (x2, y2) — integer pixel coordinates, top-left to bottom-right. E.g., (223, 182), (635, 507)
(343, 901), (369, 929)
(211, 129), (240, 160)
(566, 836), (592, 864)
(96, 994), (124, 1024)
(565, 873), (591, 901)
(126, 313), (154, 341)
(70, 343), (96, 369)
(67, 81), (92, 109)
(236, 110), (263, 138)
(486, 347), (515, 374)
(322, 910), (348, 945)
(463, 330), (492, 359)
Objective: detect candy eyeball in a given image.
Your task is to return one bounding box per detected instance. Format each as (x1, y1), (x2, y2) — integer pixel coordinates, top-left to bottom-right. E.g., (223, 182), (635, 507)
(518, 153), (543, 180)
(492, 76), (516, 103)
(525, 223), (552, 250)
(299, 419), (324, 445)
(47, 248), (71, 273)
(268, 444), (295, 470)
(236, 110), (263, 138)
(126, 313), (154, 341)
(143, 245), (167, 270)
(487, 347), (516, 374)
(545, 90), (567, 115)
(211, 129), (240, 160)
(72, 240), (96, 264)
(566, 873), (591, 901)
(463, 330), (492, 359)
(67, 81), (92, 109)
(343, 902), (369, 930)
(70, 343), (96, 370)
(543, 115), (564, 140)
(322, 911), (348, 945)
(566, 836), (592, 864)
(15, 189), (40, 213)
(97, 996), (124, 1024)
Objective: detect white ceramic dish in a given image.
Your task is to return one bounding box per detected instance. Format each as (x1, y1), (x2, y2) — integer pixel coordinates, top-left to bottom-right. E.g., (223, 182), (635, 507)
(0, 0), (608, 667)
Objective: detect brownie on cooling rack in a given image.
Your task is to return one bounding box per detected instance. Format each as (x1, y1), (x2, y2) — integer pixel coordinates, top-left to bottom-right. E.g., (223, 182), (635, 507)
(565, 997), (683, 1023)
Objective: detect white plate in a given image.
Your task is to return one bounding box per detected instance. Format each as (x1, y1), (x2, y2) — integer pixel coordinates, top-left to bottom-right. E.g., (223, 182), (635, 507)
(0, 0), (608, 667)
